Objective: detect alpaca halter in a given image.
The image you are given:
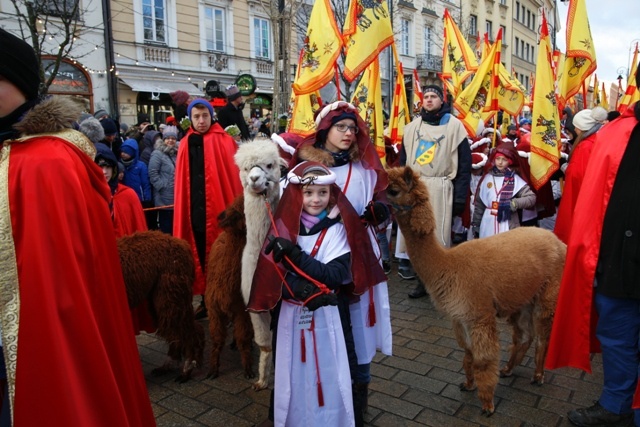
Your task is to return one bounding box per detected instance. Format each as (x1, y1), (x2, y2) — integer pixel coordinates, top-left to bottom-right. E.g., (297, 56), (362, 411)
(287, 166), (337, 186)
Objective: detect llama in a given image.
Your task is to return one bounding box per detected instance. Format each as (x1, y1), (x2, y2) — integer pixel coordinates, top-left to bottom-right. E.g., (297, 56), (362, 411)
(204, 195), (255, 380)
(236, 137), (286, 390)
(117, 230), (205, 383)
(386, 167), (565, 416)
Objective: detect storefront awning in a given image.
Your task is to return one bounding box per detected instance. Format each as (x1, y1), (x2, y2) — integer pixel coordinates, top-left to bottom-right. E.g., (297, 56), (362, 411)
(119, 77), (203, 96)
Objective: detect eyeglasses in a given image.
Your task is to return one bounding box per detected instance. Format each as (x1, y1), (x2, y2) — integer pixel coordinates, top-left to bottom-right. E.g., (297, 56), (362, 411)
(333, 123), (359, 134)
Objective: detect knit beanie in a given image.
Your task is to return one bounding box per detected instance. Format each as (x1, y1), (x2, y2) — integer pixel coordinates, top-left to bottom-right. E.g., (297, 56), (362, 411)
(573, 107), (607, 132)
(163, 125), (179, 140)
(422, 84), (444, 102)
(100, 118), (118, 136)
(187, 98), (215, 119)
(93, 109), (109, 120)
(226, 85), (242, 101)
(0, 28), (40, 100)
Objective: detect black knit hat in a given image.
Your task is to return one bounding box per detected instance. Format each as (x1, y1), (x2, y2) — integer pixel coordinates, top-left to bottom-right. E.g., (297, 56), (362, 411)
(422, 84), (444, 102)
(0, 28), (40, 100)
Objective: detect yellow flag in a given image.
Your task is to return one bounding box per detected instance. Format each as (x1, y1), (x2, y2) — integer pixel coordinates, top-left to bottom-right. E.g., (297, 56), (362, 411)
(389, 47), (411, 150)
(342, 0), (394, 82)
(351, 58), (386, 164)
(591, 74), (599, 108)
(530, 11), (560, 190)
(292, 0), (343, 95)
(412, 68), (423, 114)
(600, 82), (609, 111)
(453, 29), (502, 136)
(288, 50), (323, 136)
(618, 44), (639, 112)
(558, 0), (597, 106)
(441, 9), (478, 97)
(497, 64), (525, 116)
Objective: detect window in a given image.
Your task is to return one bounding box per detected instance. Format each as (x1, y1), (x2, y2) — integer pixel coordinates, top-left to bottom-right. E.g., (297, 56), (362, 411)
(424, 26), (432, 56)
(530, 45), (535, 61)
(531, 13), (536, 30)
(401, 19), (411, 56)
(515, 37), (520, 56)
(520, 40), (525, 58)
(527, 10), (531, 28)
(253, 17), (270, 59)
(525, 43), (529, 62)
(516, 2), (520, 21)
(521, 6), (526, 22)
(204, 6), (225, 52)
(469, 15), (478, 37)
(500, 25), (506, 40)
(486, 20), (493, 40)
(37, 0), (79, 18)
(500, 0), (506, 4)
(525, 75), (529, 90)
(143, 0), (166, 43)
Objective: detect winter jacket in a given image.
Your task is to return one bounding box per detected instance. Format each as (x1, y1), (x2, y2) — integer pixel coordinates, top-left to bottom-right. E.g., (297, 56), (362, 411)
(148, 143), (176, 208)
(140, 131), (160, 165)
(121, 138), (152, 202)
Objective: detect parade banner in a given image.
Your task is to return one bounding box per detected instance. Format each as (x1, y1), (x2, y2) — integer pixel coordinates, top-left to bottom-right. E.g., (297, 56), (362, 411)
(351, 58), (386, 163)
(412, 68), (423, 113)
(558, 0), (597, 106)
(289, 50), (323, 136)
(600, 81), (609, 111)
(530, 11), (560, 190)
(292, 0), (343, 95)
(618, 43), (639, 113)
(342, 0), (394, 82)
(389, 47), (411, 150)
(441, 9), (478, 96)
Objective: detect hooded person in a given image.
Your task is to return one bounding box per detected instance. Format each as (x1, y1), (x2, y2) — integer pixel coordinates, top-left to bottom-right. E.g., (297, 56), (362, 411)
(173, 98), (243, 307)
(148, 125), (179, 234)
(291, 101), (391, 425)
(0, 28), (155, 426)
(546, 70), (640, 426)
(120, 138), (152, 205)
(79, 116), (105, 145)
(554, 106), (608, 244)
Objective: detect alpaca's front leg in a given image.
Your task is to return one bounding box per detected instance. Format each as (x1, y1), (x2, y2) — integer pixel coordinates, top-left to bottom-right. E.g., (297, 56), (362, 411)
(531, 302), (555, 385)
(470, 318), (501, 416)
(249, 311), (273, 390)
(206, 309), (227, 379)
(452, 320), (476, 391)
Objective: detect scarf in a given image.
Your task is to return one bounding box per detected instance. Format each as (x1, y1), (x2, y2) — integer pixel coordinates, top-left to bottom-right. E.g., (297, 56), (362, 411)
(300, 210), (327, 230)
(328, 149), (351, 166)
(420, 103), (452, 125)
(496, 167), (515, 222)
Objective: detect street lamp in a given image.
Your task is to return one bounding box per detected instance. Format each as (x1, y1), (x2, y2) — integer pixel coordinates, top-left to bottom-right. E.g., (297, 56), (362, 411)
(615, 67), (627, 111)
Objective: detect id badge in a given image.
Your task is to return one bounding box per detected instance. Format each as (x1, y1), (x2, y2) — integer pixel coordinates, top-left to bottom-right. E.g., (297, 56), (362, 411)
(490, 201), (499, 216)
(296, 307), (313, 330)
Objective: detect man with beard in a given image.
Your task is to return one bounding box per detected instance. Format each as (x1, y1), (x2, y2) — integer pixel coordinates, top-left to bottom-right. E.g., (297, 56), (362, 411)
(173, 99), (243, 318)
(217, 85), (251, 140)
(395, 84), (471, 298)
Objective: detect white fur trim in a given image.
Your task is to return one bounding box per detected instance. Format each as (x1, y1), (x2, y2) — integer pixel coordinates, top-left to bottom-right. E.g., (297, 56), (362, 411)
(470, 137), (491, 151)
(314, 101), (357, 128)
(518, 150), (530, 159)
(271, 133), (295, 155)
(560, 152), (569, 160)
(287, 162), (337, 185)
(472, 153), (488, 169)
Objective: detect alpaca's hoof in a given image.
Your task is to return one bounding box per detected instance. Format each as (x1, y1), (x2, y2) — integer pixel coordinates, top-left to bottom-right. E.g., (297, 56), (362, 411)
(206, 369), (219, 379)
(252, 380), (268, 391)
(531, 374), (545, 385)
(499, 368), (513, 378)
(459, 382), (476, 392)
(481, 407), (495, 417)
(244, 368), (256, 380)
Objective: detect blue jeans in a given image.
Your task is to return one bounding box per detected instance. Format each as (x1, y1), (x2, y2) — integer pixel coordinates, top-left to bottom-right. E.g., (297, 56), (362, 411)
(376, 231), (390, 262)
(594, 291), (640, 424)
(354, 363), (371, 384)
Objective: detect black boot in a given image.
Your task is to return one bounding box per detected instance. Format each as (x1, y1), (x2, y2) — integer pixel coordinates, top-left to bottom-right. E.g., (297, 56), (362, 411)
(408, 280), (427, 299)
(352, 383), (367, 427)
(567, 401), (633, 427)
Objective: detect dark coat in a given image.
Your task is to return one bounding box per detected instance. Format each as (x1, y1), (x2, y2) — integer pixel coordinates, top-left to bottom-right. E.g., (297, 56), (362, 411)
(217, 103), (251, 140)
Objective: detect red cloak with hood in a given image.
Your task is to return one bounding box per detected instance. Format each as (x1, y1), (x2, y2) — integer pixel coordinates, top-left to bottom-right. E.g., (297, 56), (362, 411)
(545, 104), (640, 407)
(1, 98), (155, 426)
(173, 121), (243, 294)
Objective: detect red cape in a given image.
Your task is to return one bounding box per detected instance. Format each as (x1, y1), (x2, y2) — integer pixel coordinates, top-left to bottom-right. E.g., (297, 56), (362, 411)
(545, 105), (640, 407)
(4, 134), (155, 425)
(112, 184), (156, 334)
(553, 133), (597, 244)
(173, 123), (243, 294)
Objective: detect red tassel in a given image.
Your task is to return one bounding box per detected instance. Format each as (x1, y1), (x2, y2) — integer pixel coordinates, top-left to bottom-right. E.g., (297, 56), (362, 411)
(301, 330), (306, 363)
(317, 382), (325, 407)
(368, 290), (377, 327)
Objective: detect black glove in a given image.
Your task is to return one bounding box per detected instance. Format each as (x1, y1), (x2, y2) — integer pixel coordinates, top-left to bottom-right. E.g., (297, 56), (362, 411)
(452, 202), (465, 217)
(361, 201), (389, 226)
(471, 225), (480, 239)
(294, 280), (338, 311)
(265, 236), (303, 264)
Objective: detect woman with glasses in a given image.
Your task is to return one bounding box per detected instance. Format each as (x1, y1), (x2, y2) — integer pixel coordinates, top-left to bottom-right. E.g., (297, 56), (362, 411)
(288, 101), (392, 426)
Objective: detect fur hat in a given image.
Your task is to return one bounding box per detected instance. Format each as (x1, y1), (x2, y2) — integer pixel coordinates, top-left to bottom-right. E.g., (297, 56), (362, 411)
(422, 84), (444, 101)
(226, 85), (242, 101)
(100, 118), (118, 136)
(0, 28), (40, 100)
(79, 117), (105, 144)
(573, 107), (607, 132)
(471, 152), (488, 169)
(93, 109), (109, 120)
(162, 125), (179, 140)
(470, 137), (491, 153)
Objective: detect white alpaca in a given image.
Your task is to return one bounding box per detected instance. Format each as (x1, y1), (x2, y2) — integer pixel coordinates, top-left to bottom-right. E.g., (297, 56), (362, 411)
(234, 138), (285, 390)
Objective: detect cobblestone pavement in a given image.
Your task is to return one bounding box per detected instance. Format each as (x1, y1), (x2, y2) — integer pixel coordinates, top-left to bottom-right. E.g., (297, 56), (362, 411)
(137, 265), (602, 427)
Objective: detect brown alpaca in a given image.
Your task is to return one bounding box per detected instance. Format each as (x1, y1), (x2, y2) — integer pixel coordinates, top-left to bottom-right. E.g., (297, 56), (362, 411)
(117, 230), (205, 383)
(204, 195), (255, 380)
(386, 167), (564, 415)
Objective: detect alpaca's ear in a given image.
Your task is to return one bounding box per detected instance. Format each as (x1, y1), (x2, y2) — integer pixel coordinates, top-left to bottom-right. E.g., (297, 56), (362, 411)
(402, 166), (416, 188)
(278, 157), (288, 171)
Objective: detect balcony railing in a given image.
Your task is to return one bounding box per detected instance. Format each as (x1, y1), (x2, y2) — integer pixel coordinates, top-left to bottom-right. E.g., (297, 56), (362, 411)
(144, 46), (171, 63)
(416, 54), (442, 72)
(255, 60), (273, 75)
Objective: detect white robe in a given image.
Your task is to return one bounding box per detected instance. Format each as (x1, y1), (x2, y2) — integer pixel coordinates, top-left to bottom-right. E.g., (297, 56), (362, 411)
(274, 223), (354, 427)
(330, 161), (393, 363)
(477, 173), (527, 238)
